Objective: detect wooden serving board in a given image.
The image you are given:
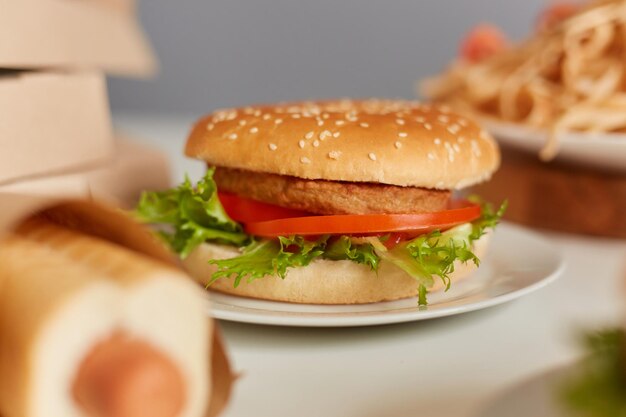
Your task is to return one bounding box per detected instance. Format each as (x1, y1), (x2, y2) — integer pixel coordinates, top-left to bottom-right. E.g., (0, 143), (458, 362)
(471, 147), (626, 239)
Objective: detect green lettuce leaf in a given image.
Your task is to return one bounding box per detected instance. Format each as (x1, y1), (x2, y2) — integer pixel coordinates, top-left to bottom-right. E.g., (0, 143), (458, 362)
(209, 235), (381, 286)
(362, 202), (504, 306)
(468, 195), (508, 241)
(323, 236), (379, 270)
(135, 168), (248, 257)
(209, 235), (328, 287)
(562, 329), (626, 417)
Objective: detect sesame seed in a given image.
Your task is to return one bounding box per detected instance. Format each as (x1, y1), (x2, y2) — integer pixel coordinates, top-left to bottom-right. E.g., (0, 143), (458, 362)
(453, 143), (461, 153)
(398, 132), (408, 138)
(253, 110), (262, 117)
(434, 138), (442, 145)
(206, 123), (214, 131)
(447, 125), (460, 134)
(424, 123), (432, 130)
(322, 113), (330, 119)
(319, 130), (332, 140)
(458, 118), (468, 126)
(268, 143), (277, 151)
(416, 116), (426, 123)
(359, 122), (370, 128)
(333, 132), (340, 138)
(249, 127), (259, 134)
(317, 120), (324, 126)
(471, 139), (482, 157)
(262, 114), (272, 121)
(438, 115), (450, 123)
(313, 140), (320, 147)
(335, 120), (346, 126)
(328, 150), (342, 160)
(368, 152), (377, 161)
(305, 131), (315, 140)
(395, 141), (402, 149)
(396, 119), (405, 125)
(238, 120), (247, 126)
(458, 136), (466, 143)
(428, 152), (436, 160)
(448, 153), (455, 162)
(228, 133), (238, 140)
(300, 156), (311, 164)
(298, 140), (306, 149)
(291, 114), (301, 119)
(275, 118), (283, 124)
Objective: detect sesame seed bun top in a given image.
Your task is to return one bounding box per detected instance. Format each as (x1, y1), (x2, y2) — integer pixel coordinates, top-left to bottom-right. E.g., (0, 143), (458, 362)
(185, 99), (500, 189)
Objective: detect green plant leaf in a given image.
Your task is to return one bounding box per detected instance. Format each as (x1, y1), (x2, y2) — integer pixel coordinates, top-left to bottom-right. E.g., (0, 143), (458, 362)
(562, 329), (626, 417)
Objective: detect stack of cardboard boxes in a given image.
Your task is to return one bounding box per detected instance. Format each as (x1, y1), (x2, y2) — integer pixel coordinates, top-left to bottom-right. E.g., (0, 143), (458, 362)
(0, 0), (170, 208)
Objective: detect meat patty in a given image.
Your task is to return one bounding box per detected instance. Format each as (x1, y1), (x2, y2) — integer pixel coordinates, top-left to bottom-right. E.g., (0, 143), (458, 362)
(213, 167), (451, 215)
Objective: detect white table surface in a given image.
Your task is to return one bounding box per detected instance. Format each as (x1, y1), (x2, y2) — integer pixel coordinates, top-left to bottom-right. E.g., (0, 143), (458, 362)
(116, 113), (626, 417)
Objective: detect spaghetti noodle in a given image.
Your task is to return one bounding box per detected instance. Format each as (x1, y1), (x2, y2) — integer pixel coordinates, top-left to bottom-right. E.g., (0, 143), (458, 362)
(422, 0), (626, 160)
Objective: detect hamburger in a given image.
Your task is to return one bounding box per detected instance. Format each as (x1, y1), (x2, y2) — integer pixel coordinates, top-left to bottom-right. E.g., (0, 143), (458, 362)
(137, 99), (504, 305)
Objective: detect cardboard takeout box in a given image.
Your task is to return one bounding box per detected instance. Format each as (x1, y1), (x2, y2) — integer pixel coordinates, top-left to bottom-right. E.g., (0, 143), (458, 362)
(0, 0), (156, 76)
(0, 136), (171, 210)
(0, 71), (114, 186)
(86, 0), (138, 14)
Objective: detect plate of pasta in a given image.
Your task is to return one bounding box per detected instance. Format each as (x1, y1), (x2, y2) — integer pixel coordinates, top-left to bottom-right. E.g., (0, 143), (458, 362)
(421, 0), (626, 171)
(482, 119), (626, 172)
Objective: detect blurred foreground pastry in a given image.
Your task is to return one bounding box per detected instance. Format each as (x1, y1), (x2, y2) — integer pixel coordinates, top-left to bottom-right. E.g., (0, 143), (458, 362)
(0, 202), (230, 417)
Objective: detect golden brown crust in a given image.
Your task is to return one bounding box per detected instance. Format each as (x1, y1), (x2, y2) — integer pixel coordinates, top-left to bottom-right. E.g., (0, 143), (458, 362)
(185, 99), (500, 190)
(182, 234), (490, 305)
(213, 167), (451, 214)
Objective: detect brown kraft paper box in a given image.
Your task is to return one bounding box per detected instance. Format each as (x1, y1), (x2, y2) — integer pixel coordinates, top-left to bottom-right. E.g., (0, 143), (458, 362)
(0, 136), (171, 209)
(0, 0), (156, 76)
(0, 71), (114, 185)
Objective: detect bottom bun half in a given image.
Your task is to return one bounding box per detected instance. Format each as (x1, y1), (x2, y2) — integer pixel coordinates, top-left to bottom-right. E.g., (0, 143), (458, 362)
(183, 234), (491, 305)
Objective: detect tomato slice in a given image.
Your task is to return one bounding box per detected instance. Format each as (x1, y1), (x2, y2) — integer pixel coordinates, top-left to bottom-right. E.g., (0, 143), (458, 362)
(244, 200), (481, 237)
(218, 192), (311, 223)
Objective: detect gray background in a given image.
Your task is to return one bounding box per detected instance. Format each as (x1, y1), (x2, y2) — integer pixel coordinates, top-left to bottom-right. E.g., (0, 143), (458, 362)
(108, 0), (546, 115)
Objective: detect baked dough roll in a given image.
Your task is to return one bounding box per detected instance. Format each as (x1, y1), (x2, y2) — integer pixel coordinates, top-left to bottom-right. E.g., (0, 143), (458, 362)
(0, 218), (211, 417)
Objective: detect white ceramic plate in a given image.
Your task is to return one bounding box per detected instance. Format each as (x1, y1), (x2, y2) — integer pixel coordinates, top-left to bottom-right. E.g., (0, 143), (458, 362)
(483, 119), (626, 173)
(477, 364), (577, 417)
(206, 223), (564, 327)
